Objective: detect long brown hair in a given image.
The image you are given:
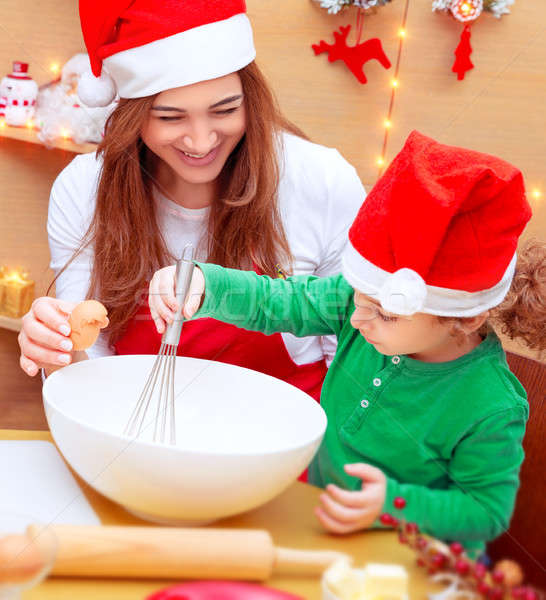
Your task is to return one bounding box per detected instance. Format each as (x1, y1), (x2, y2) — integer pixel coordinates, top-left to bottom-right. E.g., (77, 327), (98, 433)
(53, 62), (308, 344)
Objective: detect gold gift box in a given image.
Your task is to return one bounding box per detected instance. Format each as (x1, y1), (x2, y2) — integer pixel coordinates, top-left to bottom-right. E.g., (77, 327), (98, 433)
(0, 267), (35, 318)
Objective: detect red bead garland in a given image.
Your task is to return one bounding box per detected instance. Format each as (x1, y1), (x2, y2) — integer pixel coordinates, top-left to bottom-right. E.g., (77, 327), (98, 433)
(385, 496), (540, 600)
(379, 513), (395, 526)
(405, 522), (419, 534)
(393, 496), (406, 509)
(492, 570), (505, 584)
(449, 541), (464, 555)
(474, 562), (487, 580)
(455, 559), (470, 576)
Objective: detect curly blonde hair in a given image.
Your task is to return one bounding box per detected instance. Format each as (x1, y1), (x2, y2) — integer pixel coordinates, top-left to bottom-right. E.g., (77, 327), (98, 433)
(491, 238), (546, 352)
(438, 239), (546, 353)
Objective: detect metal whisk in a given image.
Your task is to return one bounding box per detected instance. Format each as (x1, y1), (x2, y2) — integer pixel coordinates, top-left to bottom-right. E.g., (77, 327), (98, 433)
(125, 245), (195, 445)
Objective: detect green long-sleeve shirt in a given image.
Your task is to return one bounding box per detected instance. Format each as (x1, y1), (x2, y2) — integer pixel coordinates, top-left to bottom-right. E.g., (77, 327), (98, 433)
(195, 264), (528, 553)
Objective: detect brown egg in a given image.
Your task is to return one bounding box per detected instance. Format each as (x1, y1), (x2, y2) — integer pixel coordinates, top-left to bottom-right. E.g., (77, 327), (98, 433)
(0, 534), (45, 583)
(69, 300), (109, 351)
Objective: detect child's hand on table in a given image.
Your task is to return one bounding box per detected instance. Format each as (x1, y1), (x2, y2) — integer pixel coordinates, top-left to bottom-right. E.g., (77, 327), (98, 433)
(149, 265), (205, 334)
(315, 463), (387, 534)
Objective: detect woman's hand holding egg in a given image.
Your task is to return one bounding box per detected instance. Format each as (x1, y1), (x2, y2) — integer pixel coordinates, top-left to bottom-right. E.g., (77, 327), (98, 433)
(18, 298), (108, 377)
(149, 265), (205, 334)
(18, 297), (77, 376)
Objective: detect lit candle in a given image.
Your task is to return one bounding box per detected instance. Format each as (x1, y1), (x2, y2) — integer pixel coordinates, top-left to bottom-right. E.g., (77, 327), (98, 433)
(0, 268), (35, 318)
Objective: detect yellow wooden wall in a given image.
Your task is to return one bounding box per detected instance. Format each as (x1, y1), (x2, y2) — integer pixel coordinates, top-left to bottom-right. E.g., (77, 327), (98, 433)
(0, 0), (544, 360)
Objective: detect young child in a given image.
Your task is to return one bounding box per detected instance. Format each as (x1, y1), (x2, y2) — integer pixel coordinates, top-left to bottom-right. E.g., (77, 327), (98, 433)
(149, 131), (545, 554)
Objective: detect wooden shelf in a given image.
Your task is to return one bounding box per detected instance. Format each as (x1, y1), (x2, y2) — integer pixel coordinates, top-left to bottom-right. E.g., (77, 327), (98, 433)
(0, 123), (97, 154)
(0, 315), (22, 332)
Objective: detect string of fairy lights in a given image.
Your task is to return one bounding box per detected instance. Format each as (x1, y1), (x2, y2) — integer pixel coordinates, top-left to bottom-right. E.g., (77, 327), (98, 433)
(375, 0), (409, 178)
(0, 22), (543, 202)
(371, 0), (542, 205)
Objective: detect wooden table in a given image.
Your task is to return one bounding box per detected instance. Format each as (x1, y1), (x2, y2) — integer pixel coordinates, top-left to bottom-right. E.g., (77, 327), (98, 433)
(2, 429), (437, 600)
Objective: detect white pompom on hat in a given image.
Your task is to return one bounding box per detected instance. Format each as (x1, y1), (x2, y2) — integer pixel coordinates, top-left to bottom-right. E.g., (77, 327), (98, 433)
(342, 131), (532, 317)
(77, 0), (256, 107)
(77, 70), (117, 107)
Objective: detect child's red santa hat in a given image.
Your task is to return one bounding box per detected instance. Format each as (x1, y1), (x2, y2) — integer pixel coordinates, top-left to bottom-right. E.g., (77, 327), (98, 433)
(342, 131), (532, 317)
(77, 0), (255, 107)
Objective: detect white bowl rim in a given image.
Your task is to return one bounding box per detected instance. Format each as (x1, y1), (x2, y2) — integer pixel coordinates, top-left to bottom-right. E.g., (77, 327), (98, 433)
(43, 354), (328, 457)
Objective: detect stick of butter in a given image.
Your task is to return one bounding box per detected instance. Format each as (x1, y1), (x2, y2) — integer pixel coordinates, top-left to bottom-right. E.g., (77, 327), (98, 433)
(323, 560), (408, 600)
(361, 563), (408, 600)
(323, 559), (366, 600)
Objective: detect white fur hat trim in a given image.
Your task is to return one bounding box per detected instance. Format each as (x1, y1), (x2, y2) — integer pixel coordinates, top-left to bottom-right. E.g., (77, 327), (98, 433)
(342, 242), (517, 317)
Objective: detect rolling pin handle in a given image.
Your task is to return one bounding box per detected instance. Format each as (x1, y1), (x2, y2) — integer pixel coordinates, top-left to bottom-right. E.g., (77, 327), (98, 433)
(273, 547), (350, 575)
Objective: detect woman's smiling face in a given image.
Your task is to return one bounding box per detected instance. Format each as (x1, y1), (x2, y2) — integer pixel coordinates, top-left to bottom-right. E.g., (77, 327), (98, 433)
(141, 73), (246, 185)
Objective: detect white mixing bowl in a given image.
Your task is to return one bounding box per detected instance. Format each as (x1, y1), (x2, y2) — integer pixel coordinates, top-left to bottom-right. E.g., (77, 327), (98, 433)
(43, 355), (327, 525)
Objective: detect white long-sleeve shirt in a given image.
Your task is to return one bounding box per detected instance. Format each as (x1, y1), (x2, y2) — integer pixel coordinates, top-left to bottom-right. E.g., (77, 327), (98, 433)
(48, 132), (366, 364)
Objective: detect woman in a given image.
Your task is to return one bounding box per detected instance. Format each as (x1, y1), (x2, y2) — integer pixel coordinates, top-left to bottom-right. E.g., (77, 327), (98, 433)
(18, 0), (365, 401)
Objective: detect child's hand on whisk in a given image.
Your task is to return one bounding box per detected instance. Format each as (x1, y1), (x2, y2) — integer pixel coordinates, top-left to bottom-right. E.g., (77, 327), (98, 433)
(314, 463), (387, 534)
(149, 266), (205, 334)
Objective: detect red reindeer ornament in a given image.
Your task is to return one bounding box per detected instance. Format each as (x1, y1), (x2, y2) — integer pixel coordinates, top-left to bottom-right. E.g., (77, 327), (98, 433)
(312, 24), (391, 84)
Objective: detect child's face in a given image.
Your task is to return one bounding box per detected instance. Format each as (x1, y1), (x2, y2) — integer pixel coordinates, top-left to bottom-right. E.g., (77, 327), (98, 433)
(350, 291), (456, 362)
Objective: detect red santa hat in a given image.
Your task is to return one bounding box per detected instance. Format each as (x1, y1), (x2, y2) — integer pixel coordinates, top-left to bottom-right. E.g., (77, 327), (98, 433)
(77, 0), (256, 107)
(342, 131), (532, 317)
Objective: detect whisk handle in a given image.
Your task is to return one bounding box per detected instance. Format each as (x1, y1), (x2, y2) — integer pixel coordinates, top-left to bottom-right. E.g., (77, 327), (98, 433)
(163, 245), (195, 347)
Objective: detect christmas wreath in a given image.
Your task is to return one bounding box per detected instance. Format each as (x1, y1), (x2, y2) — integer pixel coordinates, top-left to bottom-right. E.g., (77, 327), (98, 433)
(315, 0), (392, 15)
(433, 0), (516, 79)
(432, 0), (515, 19)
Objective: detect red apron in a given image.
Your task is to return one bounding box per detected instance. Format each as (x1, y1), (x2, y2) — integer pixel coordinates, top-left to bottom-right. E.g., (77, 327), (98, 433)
(113, 260), (329, 405)
(114, 304), (327, 402)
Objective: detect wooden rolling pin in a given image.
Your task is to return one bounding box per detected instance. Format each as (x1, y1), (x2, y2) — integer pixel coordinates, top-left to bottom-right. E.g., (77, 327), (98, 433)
(28, 525), (348, 581)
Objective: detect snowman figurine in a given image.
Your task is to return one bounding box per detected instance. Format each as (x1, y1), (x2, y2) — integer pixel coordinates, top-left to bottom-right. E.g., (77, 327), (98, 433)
(0, 62), (38, 126)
